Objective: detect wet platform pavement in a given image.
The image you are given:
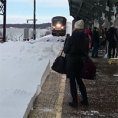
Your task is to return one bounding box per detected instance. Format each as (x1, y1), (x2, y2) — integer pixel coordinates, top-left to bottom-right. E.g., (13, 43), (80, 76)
(28, 57), (118, 118)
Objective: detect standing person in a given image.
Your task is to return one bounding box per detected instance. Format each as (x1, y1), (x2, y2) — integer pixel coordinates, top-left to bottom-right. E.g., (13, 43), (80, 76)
(115, 28), (118, 57)
(84, 27), (92, 49)
(91, 27), (100, 58)
(114, 13), (118, 57)
(107, 27), (117, 58)
(63, 20), (89, 108)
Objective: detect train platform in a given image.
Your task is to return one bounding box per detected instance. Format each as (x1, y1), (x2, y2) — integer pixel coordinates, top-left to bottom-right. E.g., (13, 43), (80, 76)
(28, 57), (118, 118)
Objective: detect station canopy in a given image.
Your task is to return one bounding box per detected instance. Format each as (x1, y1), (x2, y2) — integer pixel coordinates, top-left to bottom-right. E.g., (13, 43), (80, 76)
(68, 0), (118, 21)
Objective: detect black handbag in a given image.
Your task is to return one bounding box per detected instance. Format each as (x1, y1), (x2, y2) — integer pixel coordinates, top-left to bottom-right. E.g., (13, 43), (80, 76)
(51, 51), (66, 74)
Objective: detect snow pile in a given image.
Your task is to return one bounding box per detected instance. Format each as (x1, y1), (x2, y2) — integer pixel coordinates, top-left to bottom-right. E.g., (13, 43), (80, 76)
(0, 35), (65, 118)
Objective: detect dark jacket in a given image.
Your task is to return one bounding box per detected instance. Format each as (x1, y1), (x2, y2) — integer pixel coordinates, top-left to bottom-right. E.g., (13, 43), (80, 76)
(92, 29), (100, 45)
(106, 27), (117, 46)
(64, 29), (89, 76)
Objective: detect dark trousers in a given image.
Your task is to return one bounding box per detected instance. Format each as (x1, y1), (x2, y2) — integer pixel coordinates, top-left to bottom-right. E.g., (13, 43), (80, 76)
(68, 74), (88, 103)
(108, 43), (116, 58)
(65, 56), (88, 103)
(92, 43), (99, 57)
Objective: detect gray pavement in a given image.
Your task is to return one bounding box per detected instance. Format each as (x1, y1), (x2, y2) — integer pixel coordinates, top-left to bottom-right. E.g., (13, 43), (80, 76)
(28, 57), (118, 118)
(28, 72), (65, 118)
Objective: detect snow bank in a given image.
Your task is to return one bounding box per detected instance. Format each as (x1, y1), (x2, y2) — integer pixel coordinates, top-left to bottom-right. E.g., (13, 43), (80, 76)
(0, 35), (64, 118)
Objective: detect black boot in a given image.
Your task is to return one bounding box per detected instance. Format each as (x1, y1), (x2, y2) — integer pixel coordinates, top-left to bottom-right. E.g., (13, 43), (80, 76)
(69, 101), (78, 108)
(80, 99), (89, 106)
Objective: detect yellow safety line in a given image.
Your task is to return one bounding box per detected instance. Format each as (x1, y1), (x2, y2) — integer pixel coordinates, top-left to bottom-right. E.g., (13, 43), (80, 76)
(55, 75), (66, 118)
(108, 58), (118, 64)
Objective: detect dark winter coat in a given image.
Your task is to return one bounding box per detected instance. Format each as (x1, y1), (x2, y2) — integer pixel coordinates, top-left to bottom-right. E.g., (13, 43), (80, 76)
(63, 29), (89, 77)
(92, 29), (100, 46)
(106, 27), (117, 47)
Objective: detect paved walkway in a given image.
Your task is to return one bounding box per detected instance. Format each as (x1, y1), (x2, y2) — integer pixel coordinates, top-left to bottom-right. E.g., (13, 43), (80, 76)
(28, 72), (66, 118)
(28, 57), (118, 118)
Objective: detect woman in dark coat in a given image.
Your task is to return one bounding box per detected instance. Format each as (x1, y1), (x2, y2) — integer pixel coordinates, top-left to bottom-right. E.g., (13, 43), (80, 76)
(64, 20), (89, 108)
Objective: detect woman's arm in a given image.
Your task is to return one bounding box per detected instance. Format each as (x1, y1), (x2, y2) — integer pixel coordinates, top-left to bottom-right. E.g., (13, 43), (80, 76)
(63, 36), (72, 54)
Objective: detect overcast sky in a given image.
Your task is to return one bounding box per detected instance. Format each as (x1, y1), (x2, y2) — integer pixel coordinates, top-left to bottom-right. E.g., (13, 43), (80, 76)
(0, 0), (73, 24)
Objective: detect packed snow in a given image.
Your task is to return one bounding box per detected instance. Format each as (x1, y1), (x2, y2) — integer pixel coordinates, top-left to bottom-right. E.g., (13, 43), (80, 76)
(0, 34), (65, 118)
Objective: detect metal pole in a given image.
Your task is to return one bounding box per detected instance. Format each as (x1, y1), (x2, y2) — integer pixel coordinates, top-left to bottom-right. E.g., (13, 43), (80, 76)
(3, 0), (6, 42)
(33, 0), (36, 40)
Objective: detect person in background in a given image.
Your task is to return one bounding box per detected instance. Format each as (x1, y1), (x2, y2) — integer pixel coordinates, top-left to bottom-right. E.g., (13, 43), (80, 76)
(63, 20), (89, 108)
(114, 13), (118, 57)
(84, 26), (92, 49)
(115, 28), (118, 57)
(91, 27), (100, 58)
(106, 27), (117, 58)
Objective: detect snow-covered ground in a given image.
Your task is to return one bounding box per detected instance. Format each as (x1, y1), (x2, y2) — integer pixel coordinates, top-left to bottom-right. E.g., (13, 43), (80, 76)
(0, 28), (51, 41)
(0, 21), (72, 41)
(0, 35), (65, 118)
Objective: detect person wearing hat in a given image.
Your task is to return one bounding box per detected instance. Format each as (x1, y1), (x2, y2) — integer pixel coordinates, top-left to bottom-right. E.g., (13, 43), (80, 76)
(64, 20), (89, 108)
